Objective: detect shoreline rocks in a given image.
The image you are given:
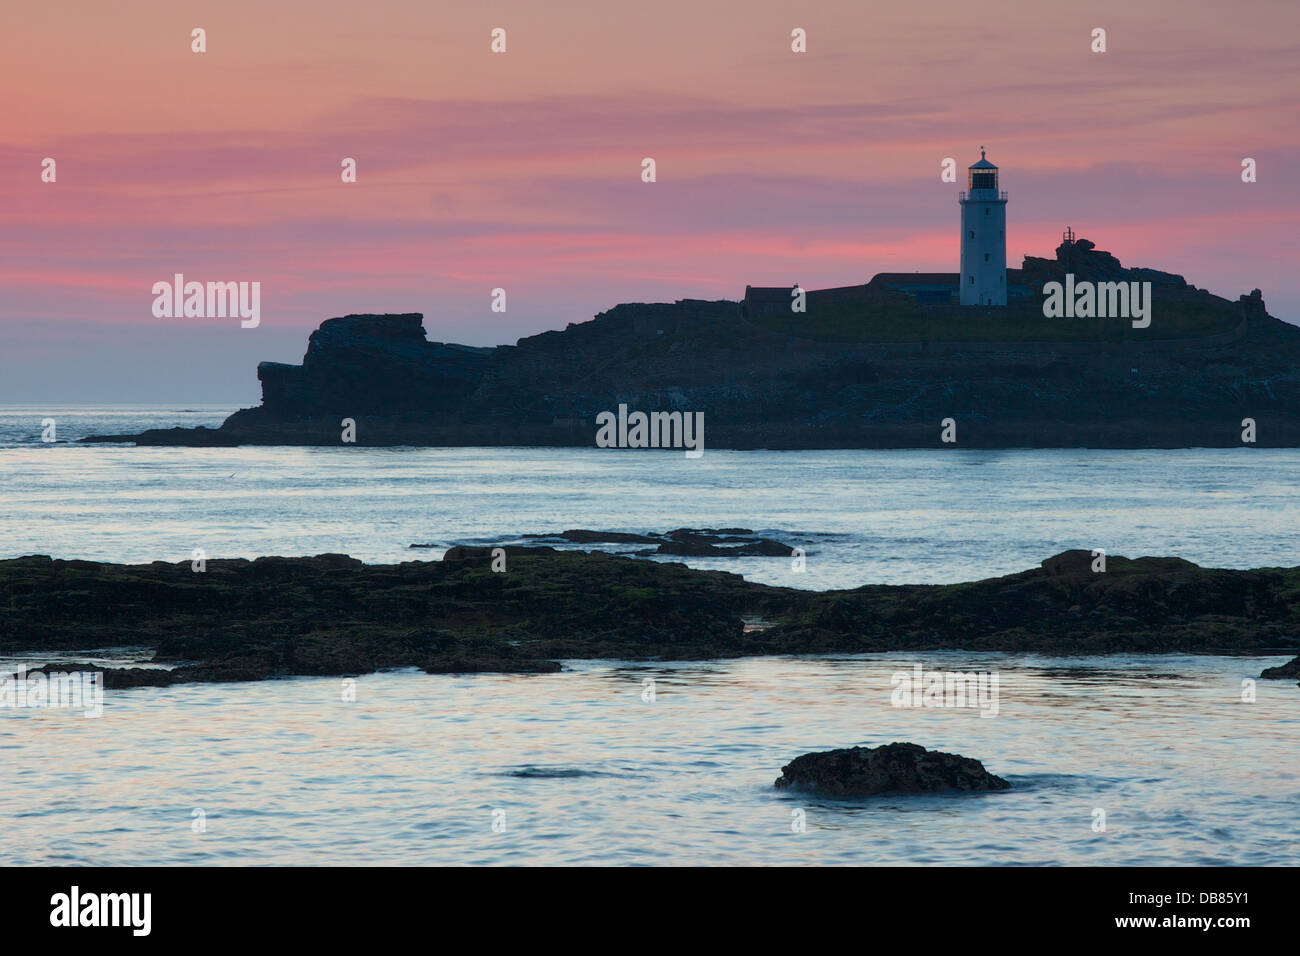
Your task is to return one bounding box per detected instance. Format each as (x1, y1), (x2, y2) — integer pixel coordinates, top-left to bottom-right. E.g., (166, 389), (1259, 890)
(775, 742), (1011, 797)
(1, 548), (1296, 687)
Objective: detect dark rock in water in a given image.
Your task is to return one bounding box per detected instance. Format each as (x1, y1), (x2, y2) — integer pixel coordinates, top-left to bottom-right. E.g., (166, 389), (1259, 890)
(774, 742), (1010, 797)
(511, 528), (794, 558)
(538, 529), (660, 544)
(1260, 655), (1300, 679)
(80, 425), (240, 447)
(654, 538), (726, 557)
(738, 538), (798, 557)
(655, 537), (794, 557)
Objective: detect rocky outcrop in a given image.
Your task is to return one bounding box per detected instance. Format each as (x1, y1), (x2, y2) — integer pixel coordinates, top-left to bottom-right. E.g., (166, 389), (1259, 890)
(1260, 655), (1300, 679)
(774, 742), (1010, 797)
(779, 550), (1300, 654)
(80, 242), (1300, 449)
(1, 549), (1297, 686)
(1020, 237), (1187, 288)
(231, 314), (492, 436)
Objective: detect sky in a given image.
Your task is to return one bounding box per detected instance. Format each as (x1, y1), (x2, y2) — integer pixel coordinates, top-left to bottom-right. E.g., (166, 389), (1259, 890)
(2, 0), (1298, 403)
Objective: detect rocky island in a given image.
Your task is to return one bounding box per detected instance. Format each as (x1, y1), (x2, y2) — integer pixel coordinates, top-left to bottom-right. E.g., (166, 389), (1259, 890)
(83, 239), (1300, 448)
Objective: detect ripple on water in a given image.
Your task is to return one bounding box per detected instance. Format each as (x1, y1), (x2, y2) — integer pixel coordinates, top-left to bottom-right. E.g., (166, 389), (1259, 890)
(2, 652), (1296, 865)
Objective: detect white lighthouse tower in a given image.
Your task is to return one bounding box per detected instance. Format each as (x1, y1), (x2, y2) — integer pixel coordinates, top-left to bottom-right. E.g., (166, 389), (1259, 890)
(958, 148), (1007, 305)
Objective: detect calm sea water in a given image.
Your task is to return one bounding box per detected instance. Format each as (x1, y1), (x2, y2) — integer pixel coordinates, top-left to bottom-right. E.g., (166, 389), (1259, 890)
(3, 653), (1296, 866)
(2, 404), (1299, 588)
(0, 406), (1297, 865)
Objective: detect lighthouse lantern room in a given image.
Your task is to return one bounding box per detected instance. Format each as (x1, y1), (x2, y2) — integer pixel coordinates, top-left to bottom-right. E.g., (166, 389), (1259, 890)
(958, 148), (1008, 306)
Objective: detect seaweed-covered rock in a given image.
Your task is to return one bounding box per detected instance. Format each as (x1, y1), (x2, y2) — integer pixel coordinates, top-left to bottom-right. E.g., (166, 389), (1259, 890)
(774, 742), (1010, 797)
(2, 549), (1297, 687)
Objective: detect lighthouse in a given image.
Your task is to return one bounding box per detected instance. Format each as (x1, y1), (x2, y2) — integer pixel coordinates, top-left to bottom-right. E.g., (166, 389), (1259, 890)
(959, 148), (1007, 305)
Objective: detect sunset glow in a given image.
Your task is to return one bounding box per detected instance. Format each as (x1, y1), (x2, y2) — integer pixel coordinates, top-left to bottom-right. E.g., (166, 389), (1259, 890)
(3, 0), (1297, 399)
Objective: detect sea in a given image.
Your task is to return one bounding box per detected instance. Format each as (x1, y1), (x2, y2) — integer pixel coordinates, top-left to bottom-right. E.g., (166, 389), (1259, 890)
(0, 404), (1296, 865)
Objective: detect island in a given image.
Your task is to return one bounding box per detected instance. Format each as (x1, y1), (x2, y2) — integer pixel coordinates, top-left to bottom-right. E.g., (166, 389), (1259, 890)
(83, 238), (1300, 449)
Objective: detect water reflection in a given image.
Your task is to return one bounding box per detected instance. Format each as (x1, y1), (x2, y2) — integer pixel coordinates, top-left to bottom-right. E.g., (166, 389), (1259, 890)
(2, 652), (1294, 865)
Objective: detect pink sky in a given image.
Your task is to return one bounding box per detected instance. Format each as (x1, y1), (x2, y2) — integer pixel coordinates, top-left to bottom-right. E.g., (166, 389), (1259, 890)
(2, 0), (1298, 401)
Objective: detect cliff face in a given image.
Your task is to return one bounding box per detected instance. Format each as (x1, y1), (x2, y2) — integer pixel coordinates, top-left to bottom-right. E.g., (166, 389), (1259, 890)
(86, 244), (1300, 448)
(234, 314), (491, 424)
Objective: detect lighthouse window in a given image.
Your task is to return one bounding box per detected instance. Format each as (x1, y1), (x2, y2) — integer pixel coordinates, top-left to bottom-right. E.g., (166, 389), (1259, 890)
(968, 230), (974, 239)
(984, 253), (989, 261)
(968, 275), (974, 284)
(984, 208), (989, 216)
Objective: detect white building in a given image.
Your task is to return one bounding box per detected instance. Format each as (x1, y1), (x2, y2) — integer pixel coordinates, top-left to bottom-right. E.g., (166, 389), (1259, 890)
(958, 149), (1007, 305)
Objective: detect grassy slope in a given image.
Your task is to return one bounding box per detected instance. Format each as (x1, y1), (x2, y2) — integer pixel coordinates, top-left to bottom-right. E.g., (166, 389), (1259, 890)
(746, 285), (1242, 344)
